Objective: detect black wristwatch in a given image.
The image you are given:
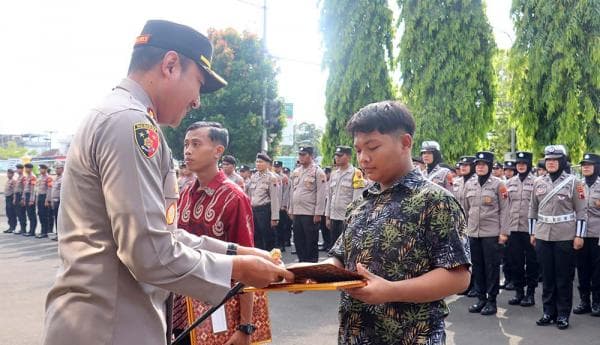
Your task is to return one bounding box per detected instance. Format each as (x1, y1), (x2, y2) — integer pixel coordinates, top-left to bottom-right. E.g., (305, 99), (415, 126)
(226, 243), (238, 255)
(237, 323), (256, 335)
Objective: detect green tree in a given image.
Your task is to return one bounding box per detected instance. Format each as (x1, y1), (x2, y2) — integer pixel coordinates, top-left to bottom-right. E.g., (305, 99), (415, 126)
(0, 141), (32, 160)
(487, 49), (513, 156)
(163, 28), (283, 164)
(295, 122), (323, 157)
(320, 0), (395, 166)
(398, 0), (496, 163)
(510, 0), (600, 159)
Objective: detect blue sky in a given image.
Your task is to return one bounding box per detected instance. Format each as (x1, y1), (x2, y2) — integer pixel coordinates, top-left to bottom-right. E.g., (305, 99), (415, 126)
(0, 0), (513, 136)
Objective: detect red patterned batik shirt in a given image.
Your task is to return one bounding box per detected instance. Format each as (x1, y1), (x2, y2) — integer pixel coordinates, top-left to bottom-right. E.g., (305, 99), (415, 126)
(172, 170), (254, 331)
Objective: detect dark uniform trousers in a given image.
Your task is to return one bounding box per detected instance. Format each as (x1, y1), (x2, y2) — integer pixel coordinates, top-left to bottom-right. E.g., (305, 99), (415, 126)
(293, 215), (319, 262)
(252, 204), (274, 251)
(24, 192), (37, 235)
(37, 194), (53, 236)
(509, 232), (539, 289)
(330, 220), (345, 247)
(277, 210), (292, 247)
(575, 237), (600, 299)
(52, 201), (60, 233)
(14, 192), (27, 231)
(5, 196), (17, 230)
(502, 244), (513, 283)
(536, 239), (576, 318)
(470, 237), (500, 300)
(320, 216), (331, 250)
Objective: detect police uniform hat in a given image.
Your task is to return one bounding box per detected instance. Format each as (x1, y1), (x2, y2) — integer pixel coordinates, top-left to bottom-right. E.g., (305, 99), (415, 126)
(420, 140), (441, 153)
(134, 20), (227, 93)
(580, 153), (600, 165)
(334, 146), (352, 156)
(537, 159), (546, 169)
(474, 151), (495, 164)
(56, 162), (65, 168)
(503, 161), (516, 170)
(221, 155), (237, 166)
(412, 156), (424, 164)
(298, 146), (314, 155)
(39, 164), (48, 169)
(282, 167), (290, 174)
(7, 168), (14, 173)
(24, 163), (34, 169)
(273, 161), (283, 168)
(15, 164), (24, 169)
(239, 164), (250, 172)
(256, 152), (272, 163)
(492, 162), (503, 169)
(514, 151), (533, 164)
(458, 156), (475, 165)
(544, 145), (567, 159)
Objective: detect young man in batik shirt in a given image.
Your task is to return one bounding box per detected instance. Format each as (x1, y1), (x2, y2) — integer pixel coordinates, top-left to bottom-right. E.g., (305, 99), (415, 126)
(327, 101), (471, 345)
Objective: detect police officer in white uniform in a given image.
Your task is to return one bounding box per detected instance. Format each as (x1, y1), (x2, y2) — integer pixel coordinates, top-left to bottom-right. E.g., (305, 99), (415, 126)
(42, 20), (292, 345)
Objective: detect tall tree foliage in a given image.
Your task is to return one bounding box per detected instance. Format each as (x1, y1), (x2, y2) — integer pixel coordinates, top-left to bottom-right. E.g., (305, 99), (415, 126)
(320, 0), (394, 165)
(398, 0), (496, 162)
(487, 50), (513, 156)
(510, 0), (600, 159)
(163, 28), (283, 164)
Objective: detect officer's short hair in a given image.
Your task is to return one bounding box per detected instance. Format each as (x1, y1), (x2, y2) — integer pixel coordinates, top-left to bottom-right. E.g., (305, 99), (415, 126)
(346, 101), (415, 137)
(128, 46), (193, 74)
(185, 121), (229, 148)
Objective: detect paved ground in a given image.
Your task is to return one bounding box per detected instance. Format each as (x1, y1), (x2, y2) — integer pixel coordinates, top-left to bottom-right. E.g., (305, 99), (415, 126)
(1, 224), (598, 345)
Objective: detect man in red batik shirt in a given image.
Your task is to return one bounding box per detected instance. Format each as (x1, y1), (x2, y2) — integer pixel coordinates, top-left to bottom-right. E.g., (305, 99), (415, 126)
(173, 121), (256, 345)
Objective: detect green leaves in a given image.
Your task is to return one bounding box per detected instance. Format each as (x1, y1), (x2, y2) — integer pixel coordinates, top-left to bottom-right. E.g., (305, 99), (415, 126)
(398, 0), (496, 162)
(510, 0), (600, 159)
(163, 29), (280, 164)
(320, 0), (395, 165)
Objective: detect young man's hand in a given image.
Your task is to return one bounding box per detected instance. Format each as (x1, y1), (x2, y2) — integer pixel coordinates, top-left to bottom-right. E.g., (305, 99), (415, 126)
(224, 330), (251, 345)
(342, 263), (392, 305)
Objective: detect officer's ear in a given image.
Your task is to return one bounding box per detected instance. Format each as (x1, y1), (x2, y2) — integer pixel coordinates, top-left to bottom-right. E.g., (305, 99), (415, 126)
(161, 51), (181, 77)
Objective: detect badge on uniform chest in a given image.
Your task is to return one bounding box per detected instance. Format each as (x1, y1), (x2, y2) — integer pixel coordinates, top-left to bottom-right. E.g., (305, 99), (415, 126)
(536, 185), (547, 195)
(483, 196), (493, 204)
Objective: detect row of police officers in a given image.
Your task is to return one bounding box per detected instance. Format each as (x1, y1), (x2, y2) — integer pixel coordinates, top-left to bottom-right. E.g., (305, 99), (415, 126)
(243, 145), (366, 263)
(421, 140), (600, 329)
(4, 163), (63, 239)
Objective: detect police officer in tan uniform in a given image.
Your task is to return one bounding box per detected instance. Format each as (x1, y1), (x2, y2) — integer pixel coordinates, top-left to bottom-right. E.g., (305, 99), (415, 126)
(48, 162), (64, 240)
(36, 164), (53, 238)
(273, 161), (291, 251)
(529, 145), (587, 329)
(573, 153), (600, 316)
(3, 169), (17, 233)
(465, 151), (508, 316)
(420, 141), (453, 190)
(453, 156), (475, 210)
(504, 160), (516, 180)
(325, 146), (365, 248)
(42, 20), (292, 345)
(289, 146), (326, 262)
(12, 164), (26, 234)
(22, 163), (37, 236)
(506, 151), (538, 307)
(247, 152), (281, 251)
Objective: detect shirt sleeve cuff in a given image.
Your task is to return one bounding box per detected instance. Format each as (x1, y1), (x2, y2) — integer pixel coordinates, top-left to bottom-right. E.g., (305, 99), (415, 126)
(172, 229), (229, 254)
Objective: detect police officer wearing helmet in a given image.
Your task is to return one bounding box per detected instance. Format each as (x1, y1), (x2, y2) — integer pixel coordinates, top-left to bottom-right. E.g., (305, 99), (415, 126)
(574, 152), (600, 316)
(529, 145), (587, 329)
(465, 151), (508, 316)
(420, 140), (453, 190)
(506, 151), (539, 307)
(42, 20), (292, 345)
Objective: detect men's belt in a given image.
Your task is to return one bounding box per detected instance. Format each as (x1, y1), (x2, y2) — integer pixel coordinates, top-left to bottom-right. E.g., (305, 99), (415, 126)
(538, 213), (575, 224)
(252, 203), (271, 209)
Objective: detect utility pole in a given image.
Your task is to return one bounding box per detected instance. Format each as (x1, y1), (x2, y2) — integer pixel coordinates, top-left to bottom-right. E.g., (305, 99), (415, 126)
(261, 0), (268, 152)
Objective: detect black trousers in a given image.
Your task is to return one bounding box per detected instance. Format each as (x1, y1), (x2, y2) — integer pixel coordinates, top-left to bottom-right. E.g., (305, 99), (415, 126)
(37, 194), (52, 235)
(52, 200), (60, 233)
(24, 192), (37, 235)
(536, 239), (576, 318)
(5, 195), (17, 230)
(575, 237), (600, 297)
(293, 215), (319, 262)
(320, 216), (331, 249)
(509, 231), (539, 289)
(469, 236), (500, 300)
(252, 204), (274, 251)
(14, 192), (26, 231)
(330, 219), (345, 247)
(501, 243), (512, 282)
